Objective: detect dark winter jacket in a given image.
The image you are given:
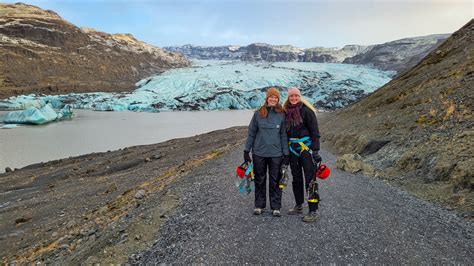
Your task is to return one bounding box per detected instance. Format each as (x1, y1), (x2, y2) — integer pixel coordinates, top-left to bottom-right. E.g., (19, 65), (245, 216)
(245, 107), (289, 157)
(286, 104), (321, 151)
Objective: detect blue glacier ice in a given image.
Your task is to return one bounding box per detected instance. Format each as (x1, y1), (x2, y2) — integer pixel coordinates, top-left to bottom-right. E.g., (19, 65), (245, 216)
(1, 124), (17, 129)
(3, 104), (73, 125)
(0, 60), (393, 112)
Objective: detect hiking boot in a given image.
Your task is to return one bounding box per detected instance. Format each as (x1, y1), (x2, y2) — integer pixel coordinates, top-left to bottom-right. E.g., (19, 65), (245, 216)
(287, 205), (303, 215)
(272, 209), (281, 217)
(302, 211), (318, 223)
(253, 208), (263, 215)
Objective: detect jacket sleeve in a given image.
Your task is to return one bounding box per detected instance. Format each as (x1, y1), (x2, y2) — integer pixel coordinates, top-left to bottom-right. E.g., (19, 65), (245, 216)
(303, 107), (321, 151)
(280, 116), (289, 156)
(244, 112), (258, 152)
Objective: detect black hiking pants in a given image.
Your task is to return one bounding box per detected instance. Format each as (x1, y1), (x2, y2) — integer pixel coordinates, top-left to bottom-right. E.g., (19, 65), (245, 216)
(289, 151), (319, 212)
(253, 154), (282, 210)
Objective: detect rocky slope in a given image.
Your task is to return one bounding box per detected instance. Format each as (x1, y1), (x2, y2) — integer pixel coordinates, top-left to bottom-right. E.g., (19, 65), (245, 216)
(0, 3), (190, 99)
(343, 34), (449, 74)
(320, 20), (473, 213)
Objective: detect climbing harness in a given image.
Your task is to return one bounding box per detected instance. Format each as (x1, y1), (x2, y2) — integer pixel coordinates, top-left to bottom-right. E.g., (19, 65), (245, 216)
(288, 136), (312, 157)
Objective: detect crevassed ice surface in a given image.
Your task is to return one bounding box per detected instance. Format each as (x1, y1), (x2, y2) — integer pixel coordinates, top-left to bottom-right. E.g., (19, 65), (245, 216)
(0, 60), (394, 112)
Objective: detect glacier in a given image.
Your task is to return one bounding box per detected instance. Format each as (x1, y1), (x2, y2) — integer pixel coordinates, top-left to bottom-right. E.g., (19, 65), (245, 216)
(3, 104), (73, 125)
(0, 60), (393, 112)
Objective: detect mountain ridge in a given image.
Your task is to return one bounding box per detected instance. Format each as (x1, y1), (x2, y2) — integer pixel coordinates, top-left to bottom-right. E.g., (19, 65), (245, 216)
(165, 33), (449, 73)
(0, 2), (190, 99)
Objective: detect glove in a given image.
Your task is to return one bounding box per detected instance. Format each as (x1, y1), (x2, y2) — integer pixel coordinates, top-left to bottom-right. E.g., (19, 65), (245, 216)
(244, 150), (252, 163)
(311, 151), (322, 164)
(282, 155), (289, 166)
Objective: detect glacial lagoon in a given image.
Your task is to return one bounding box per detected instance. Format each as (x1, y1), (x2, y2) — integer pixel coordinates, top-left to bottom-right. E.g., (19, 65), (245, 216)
(0, 109), (254, 172)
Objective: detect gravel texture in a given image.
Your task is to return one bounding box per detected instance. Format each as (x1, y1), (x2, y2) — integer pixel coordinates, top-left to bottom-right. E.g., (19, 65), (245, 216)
(134, 146), (473, 264)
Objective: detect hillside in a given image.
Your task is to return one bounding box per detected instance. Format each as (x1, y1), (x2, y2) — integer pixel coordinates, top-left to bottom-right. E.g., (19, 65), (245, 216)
(0, 3), (190, 99)
(320, 20), (473, 212)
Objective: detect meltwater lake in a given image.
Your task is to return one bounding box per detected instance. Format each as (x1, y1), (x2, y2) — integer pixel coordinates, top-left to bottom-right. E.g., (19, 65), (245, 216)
(0, 109), (254, 172)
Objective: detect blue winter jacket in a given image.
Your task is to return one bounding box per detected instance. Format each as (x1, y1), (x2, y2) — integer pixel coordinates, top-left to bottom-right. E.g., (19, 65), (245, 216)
(244, 107), (289, 157)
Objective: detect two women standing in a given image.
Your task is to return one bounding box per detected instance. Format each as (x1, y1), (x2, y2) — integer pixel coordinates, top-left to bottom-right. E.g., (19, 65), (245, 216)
(244, 87), (321, 223)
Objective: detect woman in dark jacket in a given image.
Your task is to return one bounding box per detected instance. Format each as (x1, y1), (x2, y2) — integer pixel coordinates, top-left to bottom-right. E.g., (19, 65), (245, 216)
(284, 87), (322, 223)
(244, 87), (289, 217)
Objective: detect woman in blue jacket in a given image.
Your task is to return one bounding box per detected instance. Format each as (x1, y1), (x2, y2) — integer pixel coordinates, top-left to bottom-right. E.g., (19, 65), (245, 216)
(244, 87), (289, 217)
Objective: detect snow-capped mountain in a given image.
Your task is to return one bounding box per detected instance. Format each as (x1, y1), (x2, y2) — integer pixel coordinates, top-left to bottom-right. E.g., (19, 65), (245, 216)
(165, 34), (449, 73)
(165, 43), (367, 63)
(343, 34), (450, 73)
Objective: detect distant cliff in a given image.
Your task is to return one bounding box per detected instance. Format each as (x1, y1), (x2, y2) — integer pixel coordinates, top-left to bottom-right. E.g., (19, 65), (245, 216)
(165, 34), (449, 74)
(165, 43), (367, 63)
(343, 34), (450, 74)
(302, 45), (369, 63)
(0, 3), (190, 98)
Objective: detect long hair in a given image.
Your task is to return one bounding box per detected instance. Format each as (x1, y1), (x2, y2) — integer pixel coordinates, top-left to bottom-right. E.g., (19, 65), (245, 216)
(283, 97), (318, 114)
(258, 101), (284, 118)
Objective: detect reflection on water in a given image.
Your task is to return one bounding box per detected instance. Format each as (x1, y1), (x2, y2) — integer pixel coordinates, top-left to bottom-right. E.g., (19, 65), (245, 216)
(0, 109), (254, 172)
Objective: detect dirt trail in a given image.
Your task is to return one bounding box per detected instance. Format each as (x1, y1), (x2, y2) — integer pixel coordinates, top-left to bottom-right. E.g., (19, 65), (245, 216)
(134, 146), (473, 264)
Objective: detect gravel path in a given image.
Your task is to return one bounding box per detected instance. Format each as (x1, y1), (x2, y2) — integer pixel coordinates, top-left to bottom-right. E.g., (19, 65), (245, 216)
(134, 146), (473, 264)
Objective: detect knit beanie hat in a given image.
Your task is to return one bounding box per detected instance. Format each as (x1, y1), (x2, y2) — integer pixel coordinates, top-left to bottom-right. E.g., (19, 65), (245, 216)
(266, 87), (280, 100)
(287, 87), (301, 97)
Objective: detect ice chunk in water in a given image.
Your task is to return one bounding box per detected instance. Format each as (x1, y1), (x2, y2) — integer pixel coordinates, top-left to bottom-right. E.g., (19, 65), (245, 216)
(3, 104), (73, 125)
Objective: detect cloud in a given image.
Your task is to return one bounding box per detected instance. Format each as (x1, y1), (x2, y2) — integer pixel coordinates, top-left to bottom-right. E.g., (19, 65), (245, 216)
(2, 0), (472, 48)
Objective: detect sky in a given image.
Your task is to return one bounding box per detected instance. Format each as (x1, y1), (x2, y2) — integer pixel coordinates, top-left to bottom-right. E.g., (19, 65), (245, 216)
(3, 0), (473, 48)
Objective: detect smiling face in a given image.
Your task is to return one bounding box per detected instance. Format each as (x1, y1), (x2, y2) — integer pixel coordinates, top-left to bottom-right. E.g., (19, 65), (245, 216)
(289, 94), (301, 105)
(267, 95), (279, 107)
